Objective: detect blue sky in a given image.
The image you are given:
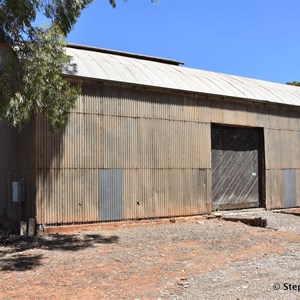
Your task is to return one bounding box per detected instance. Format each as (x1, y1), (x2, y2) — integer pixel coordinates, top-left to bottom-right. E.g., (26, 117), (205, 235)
(42, 0), (300, 83)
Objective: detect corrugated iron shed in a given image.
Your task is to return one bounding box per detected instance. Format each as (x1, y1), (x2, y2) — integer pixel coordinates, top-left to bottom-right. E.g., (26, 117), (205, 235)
(66, 44), (300, 107)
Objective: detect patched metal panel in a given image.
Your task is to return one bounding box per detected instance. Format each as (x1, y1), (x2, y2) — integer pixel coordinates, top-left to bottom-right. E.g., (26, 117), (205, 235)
(265, 169), (283, 209)
(99, 169), (123, 221)
(212, 125), (260, 210)
(283, 169), (296, 208)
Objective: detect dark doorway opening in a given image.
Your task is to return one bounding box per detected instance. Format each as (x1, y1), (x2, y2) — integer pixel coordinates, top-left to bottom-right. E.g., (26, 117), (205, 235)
(211, 124), (265, 211)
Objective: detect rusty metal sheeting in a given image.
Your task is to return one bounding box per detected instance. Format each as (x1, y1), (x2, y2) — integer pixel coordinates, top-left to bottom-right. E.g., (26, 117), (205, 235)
(35, 114), (211, 170)
(36, 169), (99, 224)
(122, 169), (209, 220)
(34, 98), (214, 223)
(103, 116), (211, 169)
(269, 105), (289, 130)
(79, 81), (212, 123)
(66, 46), (300, 107)
(266, 169), (283, 209)
(265, 168), (300, 209)
(264, 129), (299, 170)
(264, 129), (282, 170)
(280, 130), (299, 169)
(35, 168), (209, 224)
(210, 98), (300, 130)
(32, 80), (300, 223)
(35, 114), (64, 169)
(77, 81), (300, 132)
(289, 109), (300, 131)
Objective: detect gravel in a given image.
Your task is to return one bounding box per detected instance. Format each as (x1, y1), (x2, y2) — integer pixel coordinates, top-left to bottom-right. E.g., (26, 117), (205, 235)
(0, 209), (300, 300)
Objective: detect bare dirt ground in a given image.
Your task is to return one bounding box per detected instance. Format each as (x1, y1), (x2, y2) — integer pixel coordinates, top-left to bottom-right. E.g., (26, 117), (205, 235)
(1, 209), (300, 300)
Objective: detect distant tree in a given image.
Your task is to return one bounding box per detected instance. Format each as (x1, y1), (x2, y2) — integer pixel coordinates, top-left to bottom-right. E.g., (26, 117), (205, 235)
(286, 81), (300, 87)
(0, 0), (156, 131)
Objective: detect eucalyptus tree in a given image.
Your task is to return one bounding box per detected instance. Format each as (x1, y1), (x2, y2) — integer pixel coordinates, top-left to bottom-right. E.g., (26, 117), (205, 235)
(0, 0), (156, 130)
(286, 81), (300, 87)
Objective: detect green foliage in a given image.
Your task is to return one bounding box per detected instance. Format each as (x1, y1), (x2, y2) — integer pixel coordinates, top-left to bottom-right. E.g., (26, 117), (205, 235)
(0, 0), (156, 131)
(286, 81), (300, 87)
(43, 0), (94, 36)
(0, 0), (92, 130)
(3, 26), (79, 130)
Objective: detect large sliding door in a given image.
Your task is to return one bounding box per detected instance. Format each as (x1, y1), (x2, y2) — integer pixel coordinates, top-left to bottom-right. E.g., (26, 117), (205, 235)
(211, 125), (262, 210)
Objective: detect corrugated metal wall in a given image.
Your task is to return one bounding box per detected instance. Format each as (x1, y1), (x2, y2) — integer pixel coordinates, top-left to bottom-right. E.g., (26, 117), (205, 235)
(264, 128), (300, 208)
(3, 79), (297, 224)
(32, 81), (300, 223)
(211, 99), (300, 209)
(0, 119), (36, 223)
(32, 80), (300, 224)
(34, 81), (213, 224)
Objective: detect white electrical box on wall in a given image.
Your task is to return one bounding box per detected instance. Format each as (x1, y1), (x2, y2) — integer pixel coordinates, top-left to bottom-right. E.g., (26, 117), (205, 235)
(12, 181), (25, 203)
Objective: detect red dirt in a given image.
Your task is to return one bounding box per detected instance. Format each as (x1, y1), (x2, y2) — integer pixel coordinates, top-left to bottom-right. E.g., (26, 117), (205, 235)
(0, 216), (298, 299)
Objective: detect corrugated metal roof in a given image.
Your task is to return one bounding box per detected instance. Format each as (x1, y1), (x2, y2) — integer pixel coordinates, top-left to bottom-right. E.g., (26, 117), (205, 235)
(66, 46), (300, 107)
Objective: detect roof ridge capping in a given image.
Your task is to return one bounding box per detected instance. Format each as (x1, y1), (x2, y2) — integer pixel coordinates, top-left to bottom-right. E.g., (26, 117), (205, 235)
(67, 43), (184, 66)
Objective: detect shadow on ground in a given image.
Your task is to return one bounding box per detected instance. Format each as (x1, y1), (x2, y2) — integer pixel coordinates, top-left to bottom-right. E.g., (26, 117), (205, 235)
(1, 254), (43, 271)
(0, 234), (119, 271)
